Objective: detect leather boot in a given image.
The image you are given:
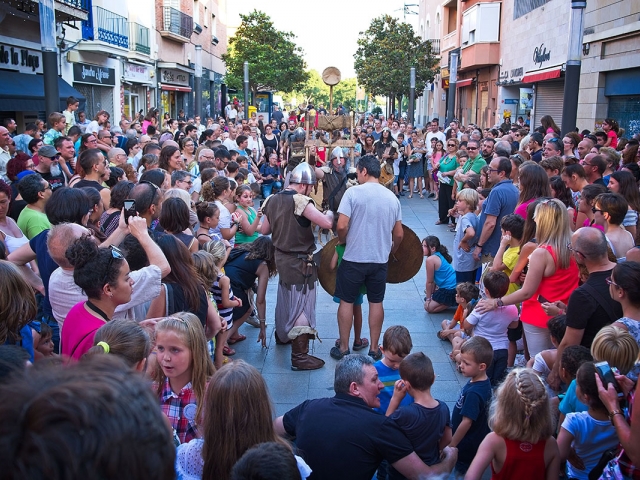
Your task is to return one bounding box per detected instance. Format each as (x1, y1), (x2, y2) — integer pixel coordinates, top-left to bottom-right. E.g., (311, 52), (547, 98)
(291, 334), (325, 371)
(275, 333), (291, 345)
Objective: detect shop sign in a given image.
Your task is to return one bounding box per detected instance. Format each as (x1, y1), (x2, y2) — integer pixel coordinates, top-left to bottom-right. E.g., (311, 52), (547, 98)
(159, 68), (190, 87)
(0, 43), (42, 74)
(73, 63), (115, 86)
(533, 44), (551, 68)
(124, 63), (150, 83)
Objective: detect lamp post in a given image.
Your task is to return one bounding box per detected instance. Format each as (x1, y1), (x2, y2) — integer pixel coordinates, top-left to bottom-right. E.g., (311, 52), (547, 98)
(561, 0), (586, 135)
(409, 67), (416, 126)
(194, 45), (202, 120)
(446, 51), (458, 126)
(243, 61), (249, 120)
(39, 0), (59, 117)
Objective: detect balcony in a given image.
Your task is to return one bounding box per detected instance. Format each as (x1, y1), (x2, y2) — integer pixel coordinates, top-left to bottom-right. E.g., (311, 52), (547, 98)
(161, 7), (193, 43)
(21, 0), (88, 22)
(460, 43), (500, 70)
(441, 30), (458, 53)
(94, 6), (129, 48)
(129, 22), (150, 55)
(429, 38), (441, 56)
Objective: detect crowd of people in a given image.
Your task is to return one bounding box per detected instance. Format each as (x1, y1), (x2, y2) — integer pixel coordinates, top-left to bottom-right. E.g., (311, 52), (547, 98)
(1, 100), (640, 480)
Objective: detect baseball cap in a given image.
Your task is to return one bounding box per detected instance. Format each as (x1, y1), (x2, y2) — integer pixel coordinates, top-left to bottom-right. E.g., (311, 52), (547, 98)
(16, 170), (37, 181)
(38, 145), (58, 158)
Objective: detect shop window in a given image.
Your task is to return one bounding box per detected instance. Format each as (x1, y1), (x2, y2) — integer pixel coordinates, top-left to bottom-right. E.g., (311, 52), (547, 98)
(514, 0), (550, 20)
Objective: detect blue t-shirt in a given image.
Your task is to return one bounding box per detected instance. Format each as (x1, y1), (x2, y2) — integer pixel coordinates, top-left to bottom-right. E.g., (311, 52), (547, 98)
(374, 360), (414, 414)
(451, 378), (492, 467)
(559, 379), (588, 415)
(434, 252), (457, 290)
(477, 179), (519, 257)
(259, 164), (280, 184)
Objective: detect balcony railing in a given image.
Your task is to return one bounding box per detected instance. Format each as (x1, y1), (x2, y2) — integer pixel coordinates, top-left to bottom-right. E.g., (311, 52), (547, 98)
(162, 7), (193, 41)
(130, 22), (150, 55)
(95, 6), (129, 48)
(429, 39), (441, 56)
(56, 0), (88, 11)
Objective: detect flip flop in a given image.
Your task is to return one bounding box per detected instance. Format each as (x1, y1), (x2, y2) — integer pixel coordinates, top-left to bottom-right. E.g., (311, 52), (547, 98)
(223, 345), (236, 356)
(227, 334), (247, 345)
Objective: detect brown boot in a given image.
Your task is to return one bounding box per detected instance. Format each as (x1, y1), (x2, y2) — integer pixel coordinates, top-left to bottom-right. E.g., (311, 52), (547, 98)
(291, 334), (325, 371)
(275, 333), (291, 345)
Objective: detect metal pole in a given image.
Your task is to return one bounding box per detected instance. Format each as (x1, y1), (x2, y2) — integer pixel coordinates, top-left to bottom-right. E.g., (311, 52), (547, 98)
(409, 67), (416, 126)
(194, 45), (202, 120)
(39, 0), (59, 117)
(561, 0), (586, 135)
(446, 51), (458, 126)
(243, 61), (249, 120)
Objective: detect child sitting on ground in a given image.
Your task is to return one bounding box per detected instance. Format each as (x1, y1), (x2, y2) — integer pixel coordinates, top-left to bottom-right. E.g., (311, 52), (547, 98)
(528, 314), (567, 380)
(438, 282), (479, 345)
(491, 214), (525, 368)
(557, 345), (593, 431)
(462, 271), (519, 386)
(385, 352), (452, 480)
(558, 362), (620, 480)
(465, 368), (560, 480)
(449, 336), (494, 476)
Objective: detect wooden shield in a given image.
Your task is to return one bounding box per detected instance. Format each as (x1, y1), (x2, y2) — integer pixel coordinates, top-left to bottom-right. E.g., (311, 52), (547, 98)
(317, 225), (423, 296)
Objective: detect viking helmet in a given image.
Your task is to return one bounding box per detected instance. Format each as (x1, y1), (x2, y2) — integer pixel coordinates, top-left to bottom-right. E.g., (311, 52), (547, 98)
(289, 162), (316, 185)
(291, 127), (306, 143)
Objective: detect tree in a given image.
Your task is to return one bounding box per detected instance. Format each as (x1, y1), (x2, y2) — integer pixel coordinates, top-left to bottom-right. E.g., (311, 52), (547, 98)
(223, 10), (309, 102)
(280, 70), (357, 112)
(354, 15), (438, 108)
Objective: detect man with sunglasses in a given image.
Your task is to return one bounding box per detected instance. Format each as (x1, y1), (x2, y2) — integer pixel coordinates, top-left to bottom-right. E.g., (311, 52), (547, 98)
(454, 139), (486, 186)
(542, 227), (621, 391)
(581, 153), (607, 187)
(35, 145), (66, 191)
(543, 138), (562, 160)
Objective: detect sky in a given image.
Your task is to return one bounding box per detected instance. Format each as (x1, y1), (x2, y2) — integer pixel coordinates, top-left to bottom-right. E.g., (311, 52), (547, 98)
(226, 1), (419, 79)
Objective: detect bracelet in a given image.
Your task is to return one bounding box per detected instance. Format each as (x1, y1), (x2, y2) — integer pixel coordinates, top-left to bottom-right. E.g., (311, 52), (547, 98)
(476, 244), (483, 248)
(609, 410), (624, 425)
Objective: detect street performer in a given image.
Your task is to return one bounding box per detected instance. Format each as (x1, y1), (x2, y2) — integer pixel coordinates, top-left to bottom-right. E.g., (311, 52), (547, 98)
(315, 146), (350, 218)
(261, 161), (334, 370)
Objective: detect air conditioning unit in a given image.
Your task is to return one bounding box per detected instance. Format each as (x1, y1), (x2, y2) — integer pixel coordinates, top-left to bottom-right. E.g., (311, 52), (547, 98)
(212, 35), (219, 45)
(194, 23), (202, 34)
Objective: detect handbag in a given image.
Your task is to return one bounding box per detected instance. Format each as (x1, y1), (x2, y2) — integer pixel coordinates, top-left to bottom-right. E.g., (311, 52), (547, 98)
(591, 446), (622, 480)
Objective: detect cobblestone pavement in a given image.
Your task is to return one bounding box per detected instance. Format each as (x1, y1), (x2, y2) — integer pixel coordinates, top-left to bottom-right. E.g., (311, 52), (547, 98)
(230, 191), (466, 417)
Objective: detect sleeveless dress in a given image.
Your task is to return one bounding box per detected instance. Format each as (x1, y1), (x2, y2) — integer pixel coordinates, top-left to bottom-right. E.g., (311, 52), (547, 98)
(491, 437), (547, 480)
(210, 272), (236, 328)
(521, 245), (579, 328)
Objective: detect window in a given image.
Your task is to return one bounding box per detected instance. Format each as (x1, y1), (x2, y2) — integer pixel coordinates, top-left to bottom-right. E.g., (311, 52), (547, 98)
(514, 0), (550, 20)
(462, 3), (500, 46)
(211, 13), (217, 36)
(193, 0), (199, 25)
(446, 5), (457, 35)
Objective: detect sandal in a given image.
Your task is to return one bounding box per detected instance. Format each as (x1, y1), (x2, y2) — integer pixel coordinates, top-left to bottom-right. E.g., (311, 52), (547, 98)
(419, 194), (424, 199)
(435, 220), (444, 225)
(227, 334), (247, 345)
(408, 194), (413, 199)
(368, 348), (383, 361)
(436, 330), (447, 340)
(352, 338), (370, 351)
(223, 345), (236, 356)
(330, 346), (350, 360)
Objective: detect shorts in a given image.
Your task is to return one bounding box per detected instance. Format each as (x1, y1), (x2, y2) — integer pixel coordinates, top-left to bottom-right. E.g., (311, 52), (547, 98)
(508, 319), (523, 342)
(335, 259), (387, 304)
(333, 294), (364, 305)
(393, 175), (399, 185)
(432, 287), (457, 307)
(455, 270), (477, 284)
(398, 161), (407, 177)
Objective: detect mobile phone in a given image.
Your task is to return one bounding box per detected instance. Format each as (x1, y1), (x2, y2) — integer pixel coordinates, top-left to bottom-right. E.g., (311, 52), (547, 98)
(595, 361), (624, 399)
(123, 199), (136, 225)
(537, 294), (550, 304)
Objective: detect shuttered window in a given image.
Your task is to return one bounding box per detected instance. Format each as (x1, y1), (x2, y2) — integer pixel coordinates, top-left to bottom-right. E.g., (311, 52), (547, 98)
(533, 81), (564, 132)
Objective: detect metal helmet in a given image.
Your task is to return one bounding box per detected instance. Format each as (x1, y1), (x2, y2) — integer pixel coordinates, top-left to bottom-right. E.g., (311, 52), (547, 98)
(289, 162), (316, 185)
(291, 127), (306, 143)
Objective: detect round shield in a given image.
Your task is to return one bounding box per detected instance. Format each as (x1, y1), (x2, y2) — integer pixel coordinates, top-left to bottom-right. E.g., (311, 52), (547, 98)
(322, 67), (341, 86)
(316, 225), (423, 296)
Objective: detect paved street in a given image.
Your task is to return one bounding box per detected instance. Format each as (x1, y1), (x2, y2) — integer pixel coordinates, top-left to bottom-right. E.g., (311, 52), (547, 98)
(230, 192), (465, 417)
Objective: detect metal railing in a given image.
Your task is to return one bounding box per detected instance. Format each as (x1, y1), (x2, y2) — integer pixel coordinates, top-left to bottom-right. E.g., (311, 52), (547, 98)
(163, 7), (193, 40)
(429, 38), (441, 56)
(95, 6), (129, 48)
(129, 22), (150, 55)
(56, 0), (89, 11)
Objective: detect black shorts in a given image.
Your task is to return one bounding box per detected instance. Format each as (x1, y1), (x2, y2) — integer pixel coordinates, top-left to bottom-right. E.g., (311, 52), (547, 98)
(508, 319), (523, 342)
(335, 259), (387, 304)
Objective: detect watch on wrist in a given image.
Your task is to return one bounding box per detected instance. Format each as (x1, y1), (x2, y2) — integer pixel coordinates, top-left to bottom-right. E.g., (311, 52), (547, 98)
(476, 244), (483, 249)
(496, 298), (504, 308)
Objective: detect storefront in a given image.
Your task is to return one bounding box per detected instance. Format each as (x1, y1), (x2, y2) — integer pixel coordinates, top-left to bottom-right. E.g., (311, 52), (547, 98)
(158, 65), (193, 120)
(604, 68), (640, 138)
(122, 62), (155, 121)
(72, 62), (116, 119)
(0, 39), (84, 127)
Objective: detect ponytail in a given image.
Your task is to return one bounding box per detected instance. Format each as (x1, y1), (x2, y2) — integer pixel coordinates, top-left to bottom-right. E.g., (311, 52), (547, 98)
(423, 235), (452, 264)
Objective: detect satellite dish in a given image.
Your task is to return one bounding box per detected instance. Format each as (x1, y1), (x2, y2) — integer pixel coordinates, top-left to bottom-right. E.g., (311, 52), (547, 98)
(322, 67), (341, 86)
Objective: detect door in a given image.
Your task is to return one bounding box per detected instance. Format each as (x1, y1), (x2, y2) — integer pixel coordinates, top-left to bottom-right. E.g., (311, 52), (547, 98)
(533, 80), (564, 132)
(607, 96), (640, 138)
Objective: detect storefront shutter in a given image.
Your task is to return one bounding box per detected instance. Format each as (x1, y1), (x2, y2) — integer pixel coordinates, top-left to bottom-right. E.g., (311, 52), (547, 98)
(533, 80), (564, 132)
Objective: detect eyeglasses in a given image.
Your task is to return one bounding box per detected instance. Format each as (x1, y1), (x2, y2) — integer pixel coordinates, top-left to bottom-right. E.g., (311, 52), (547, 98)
(488, 168), (500, 173)
(102, 245), (124, 286)
(567, 243), (585, 257)
(592, 207), (603, 214)
(42, 184), (52, 191)
(605, 276), (620, 288)
(447, 144), (456, 147)
(467, 146), (478, 150)
(26, 163), (35, 169)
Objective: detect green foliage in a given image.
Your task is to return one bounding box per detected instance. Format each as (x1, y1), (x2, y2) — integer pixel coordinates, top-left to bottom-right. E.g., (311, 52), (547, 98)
(222, 10), (309, 98)
(281, 70), (357, 111)
(354, 15), (437, 100)
(372, 106), (383, 116)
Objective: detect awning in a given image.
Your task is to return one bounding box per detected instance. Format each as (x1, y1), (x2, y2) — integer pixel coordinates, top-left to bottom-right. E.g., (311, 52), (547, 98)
(160, 84), (192, 92)
(522, 68), (562, 84)
(456, 78), (474, 88)
(0, 70), (86, 112)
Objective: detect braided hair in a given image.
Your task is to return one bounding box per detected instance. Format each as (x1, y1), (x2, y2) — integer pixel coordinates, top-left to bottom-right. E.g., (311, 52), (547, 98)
(490, 368), (553, 444)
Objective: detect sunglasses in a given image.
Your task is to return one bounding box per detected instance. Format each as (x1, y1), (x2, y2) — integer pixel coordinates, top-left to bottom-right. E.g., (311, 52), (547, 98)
(447, 144), (456, 147)
(102, 245), (124, 286)
(605, 276), (620, 288)
(592, 207), (603, 214)
(467, 146), (478, 150)
(140, 180), (160, 202)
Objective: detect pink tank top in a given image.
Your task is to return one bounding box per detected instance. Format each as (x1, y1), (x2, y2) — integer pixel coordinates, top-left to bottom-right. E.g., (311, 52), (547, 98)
(521, 245), (579, 328)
